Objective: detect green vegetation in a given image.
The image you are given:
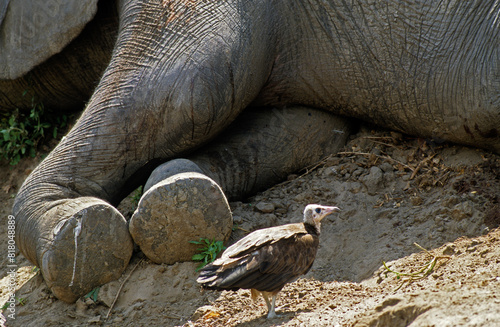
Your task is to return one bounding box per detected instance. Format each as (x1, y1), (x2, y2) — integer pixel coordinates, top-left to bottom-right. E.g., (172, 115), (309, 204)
(1, 91), (70, 165)
(84, 286), (100, 303)
(130, 185), (144, 207)
(1, 297), (27, 311)
(190, 238), (226, 271)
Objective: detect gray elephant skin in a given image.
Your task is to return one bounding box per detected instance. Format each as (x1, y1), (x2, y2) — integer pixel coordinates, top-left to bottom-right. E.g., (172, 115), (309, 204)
(3, 0), (499, 303)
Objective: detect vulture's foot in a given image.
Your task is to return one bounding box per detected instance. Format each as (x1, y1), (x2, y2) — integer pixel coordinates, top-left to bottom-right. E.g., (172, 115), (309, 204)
(262, 292), (281, 319)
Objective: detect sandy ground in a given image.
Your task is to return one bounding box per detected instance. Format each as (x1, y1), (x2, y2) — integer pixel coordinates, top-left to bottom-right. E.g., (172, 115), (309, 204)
(1, 125), (499, 326)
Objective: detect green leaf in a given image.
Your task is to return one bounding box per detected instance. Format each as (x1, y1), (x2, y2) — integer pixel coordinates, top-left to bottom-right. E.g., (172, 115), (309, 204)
(84, 286), (100, 302)
(10, 154), (20, 165)
(195, 263), (206, 272)
(191, 254), (205, 261)
(190, 237), (226, 271)
(2, 130), (10, 141)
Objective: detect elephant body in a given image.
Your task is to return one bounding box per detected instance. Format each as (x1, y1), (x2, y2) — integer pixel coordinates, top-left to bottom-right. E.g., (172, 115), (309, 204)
(6, 0), (500, 302)
(0, 1), (118, 112)
(258, 1), (500, 149)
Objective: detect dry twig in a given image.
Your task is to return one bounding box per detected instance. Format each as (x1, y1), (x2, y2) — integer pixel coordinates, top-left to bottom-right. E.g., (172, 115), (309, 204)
(383, 243), (451, 292)
(105, 258), (144, 320)
(338, 151), (414, 171)
(409, 154), (436, 180)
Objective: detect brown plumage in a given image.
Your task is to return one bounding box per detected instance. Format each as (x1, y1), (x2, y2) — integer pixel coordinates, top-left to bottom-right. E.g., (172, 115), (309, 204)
(196, 204), (340, 318)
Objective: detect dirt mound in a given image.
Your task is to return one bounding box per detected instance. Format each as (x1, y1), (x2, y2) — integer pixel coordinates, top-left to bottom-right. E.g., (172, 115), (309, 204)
(1, 125), (499, 326)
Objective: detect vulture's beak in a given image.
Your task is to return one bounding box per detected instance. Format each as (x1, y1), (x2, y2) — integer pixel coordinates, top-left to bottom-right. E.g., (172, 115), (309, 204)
(320, 206), (341, 221)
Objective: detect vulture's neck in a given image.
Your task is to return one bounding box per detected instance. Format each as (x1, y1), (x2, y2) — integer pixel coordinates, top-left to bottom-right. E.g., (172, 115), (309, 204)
(304, 222), (320, 236)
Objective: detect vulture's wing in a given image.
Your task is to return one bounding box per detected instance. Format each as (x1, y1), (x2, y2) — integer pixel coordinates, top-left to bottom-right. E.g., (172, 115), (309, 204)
(198, 223), (319, 293)
(219, 223), (308, 260)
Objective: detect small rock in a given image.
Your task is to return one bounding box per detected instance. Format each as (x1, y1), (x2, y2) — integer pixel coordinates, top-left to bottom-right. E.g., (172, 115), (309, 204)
(255, 202), (275, 213)
(442, 244), (456, 256)
(451, 202), (473, 220)
(363, 166), (384, 194)
(352, 168), (363, 177)
(348, 182), (363, 194)
(88, 315), (101, 324)
(75, 298), (87, 316)
(323, 167), (338, 177)
(410, 196), (423, 206)
(271, 201), (284, 209)
(98, 281), (120, 307)
(293, 193), (306, 202)
(443, 195), (461, 208)
(259, 214), (278, 228)
(380, 162), (394, 173)
(84, 297), (95, 306)
(232, 215), (243, 224)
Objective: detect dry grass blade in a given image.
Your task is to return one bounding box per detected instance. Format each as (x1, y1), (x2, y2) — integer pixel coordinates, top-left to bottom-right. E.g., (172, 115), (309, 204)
(338, 151), (414, 172)
(105, 258), (143, 320)
(409, 154), (436, 180)
(383, 243), (451, 292)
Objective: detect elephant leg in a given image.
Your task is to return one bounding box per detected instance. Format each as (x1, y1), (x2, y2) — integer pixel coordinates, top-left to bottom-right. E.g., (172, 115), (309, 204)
(130, 107), (351, 263)
(31, 198), (133, 303)
(130, 170), (233, 264)
(12, 0), (276, 302)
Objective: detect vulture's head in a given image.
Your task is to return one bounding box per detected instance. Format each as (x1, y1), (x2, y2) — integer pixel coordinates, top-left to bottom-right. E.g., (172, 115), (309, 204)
(303, 204), (340, 230)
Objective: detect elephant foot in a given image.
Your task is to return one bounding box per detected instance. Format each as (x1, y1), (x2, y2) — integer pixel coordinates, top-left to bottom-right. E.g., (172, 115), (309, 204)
(143, 158), (205, 193)
(129, 171), (232, 264)
(39, 198), (133, 303)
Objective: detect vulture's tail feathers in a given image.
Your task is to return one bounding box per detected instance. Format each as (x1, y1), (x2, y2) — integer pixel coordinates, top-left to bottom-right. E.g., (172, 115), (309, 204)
(197, 257), (258, 291)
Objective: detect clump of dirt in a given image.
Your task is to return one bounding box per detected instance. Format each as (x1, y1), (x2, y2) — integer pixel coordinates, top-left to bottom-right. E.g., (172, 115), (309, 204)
(1, 125), (499, 327)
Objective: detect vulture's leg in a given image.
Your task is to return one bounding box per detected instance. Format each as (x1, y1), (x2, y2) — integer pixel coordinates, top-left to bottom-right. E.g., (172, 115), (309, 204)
(130, 107), (351, 264)
(251, 288), (261, 302)
(261, 291), (272, 315)
(263, 291), (280, 319)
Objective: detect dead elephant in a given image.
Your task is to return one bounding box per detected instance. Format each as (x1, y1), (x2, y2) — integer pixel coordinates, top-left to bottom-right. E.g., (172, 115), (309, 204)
(3, 0), (499, 302)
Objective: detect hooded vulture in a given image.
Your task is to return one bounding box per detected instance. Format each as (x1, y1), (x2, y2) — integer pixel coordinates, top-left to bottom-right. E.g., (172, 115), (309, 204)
(196, 204), (340, 318)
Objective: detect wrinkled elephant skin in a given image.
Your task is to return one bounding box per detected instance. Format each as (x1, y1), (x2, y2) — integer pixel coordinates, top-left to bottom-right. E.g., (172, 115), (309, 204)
(11, 0), (500, 302)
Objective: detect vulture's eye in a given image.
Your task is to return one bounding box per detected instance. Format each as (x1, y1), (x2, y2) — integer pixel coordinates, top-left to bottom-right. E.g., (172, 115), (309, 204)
(315, 208), (321, 214)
